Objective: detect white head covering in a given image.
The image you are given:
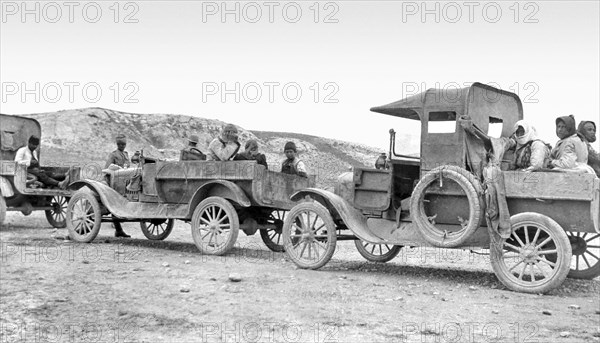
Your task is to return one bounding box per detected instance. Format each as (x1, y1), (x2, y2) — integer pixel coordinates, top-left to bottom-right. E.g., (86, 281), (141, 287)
(513, 120), (538, 146)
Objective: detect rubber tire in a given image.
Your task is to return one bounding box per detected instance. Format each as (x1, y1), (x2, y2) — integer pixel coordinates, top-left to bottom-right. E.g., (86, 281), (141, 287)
(354, 240), (402, 263)
(566, 231), (600, 280)
(67, 190), (102, 243)
(260, 210), (286, 253)
(45, 196), (68, 228)
(282, 202), (337, 270)
(140, 219), (175, 241)
(191, 196), (239, 255)
(0, 195), (6, 227)
(410, 165), (483, 248)
(490, 212), (572, 294)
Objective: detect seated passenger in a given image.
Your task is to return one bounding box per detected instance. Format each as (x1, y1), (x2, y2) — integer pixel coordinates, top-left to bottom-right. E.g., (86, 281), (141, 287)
(511, 120), (550, 171)
(281, 141), (308, 178)
(548, 115), (594, 173)
(15, 135), (69, 189)
(234, 139), (268, 169)
(208, 124), (240, 161)
(105, 134), (131, 169)
(180, 134), (206, 161)
(578, 120), (600, 177)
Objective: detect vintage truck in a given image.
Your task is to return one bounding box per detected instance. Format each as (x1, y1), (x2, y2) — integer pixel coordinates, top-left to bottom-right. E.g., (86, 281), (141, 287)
(281, 82), (599, 293)
(0, 114), (80, 228)
(66, 155), (314, 255)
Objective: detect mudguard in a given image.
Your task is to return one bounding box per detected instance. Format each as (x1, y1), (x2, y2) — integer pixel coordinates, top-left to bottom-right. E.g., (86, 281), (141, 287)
(0, 176), (13, 197)
(290, 188), (385, 244)
(185, 180), (251, 218)
(69, 180), (191, 219)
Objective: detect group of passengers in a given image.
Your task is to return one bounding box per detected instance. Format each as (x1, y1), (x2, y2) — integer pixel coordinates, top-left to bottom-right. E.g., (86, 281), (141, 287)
(178, 123), (308, 177)
(510, 115), (599, 176)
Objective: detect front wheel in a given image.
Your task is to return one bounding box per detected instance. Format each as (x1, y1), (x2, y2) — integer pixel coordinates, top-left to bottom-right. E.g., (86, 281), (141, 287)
(141, 219), (175, 240)
(260, 210), (286, 252)
(354, 240), (402, 263)
(66, 191), (102, 243)
(45, 196), (68, 228)
(566, 231), (600, 279)
(190, 197), (239, 255)
(490, 213), (571, 294)
(282, 202), (337, 270)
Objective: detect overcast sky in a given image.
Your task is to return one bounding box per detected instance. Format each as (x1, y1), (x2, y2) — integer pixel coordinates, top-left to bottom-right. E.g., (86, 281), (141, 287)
(1, 1), (599, 151)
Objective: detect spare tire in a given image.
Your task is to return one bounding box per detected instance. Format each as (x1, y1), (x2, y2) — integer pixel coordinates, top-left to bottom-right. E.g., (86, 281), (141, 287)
(410, 165), (483, 248)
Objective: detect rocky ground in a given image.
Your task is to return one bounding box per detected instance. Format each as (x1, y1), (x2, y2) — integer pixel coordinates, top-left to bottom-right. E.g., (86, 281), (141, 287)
(1, 212), (599, 343)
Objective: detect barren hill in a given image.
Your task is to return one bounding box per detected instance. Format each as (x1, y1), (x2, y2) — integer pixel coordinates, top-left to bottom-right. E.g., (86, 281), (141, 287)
(18, 107), (388, 188)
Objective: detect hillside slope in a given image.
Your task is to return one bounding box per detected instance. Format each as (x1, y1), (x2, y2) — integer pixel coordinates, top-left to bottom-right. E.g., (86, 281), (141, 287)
(16, 107), (387, 188)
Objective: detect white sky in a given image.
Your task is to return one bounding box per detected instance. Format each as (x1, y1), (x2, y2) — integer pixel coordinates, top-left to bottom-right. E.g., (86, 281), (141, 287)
(1, 1), (599, 151)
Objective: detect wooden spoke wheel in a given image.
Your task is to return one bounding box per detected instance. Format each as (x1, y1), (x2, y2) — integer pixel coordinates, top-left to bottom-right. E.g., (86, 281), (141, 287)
(283, 202), (337, 270)
(140, 219), (175, 241)
(45, 196), (68, 228)
(490, 213), (571, 294)
(191, 197), (239, 255)
(66, 191), (102, 243)
(260, 210), (286, 252)
(566, 231), (600, 279)
(354, 240), (402, 263)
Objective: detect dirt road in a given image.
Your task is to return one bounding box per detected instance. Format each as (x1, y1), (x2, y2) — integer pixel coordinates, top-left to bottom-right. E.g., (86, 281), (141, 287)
(1, 212), (599, 343)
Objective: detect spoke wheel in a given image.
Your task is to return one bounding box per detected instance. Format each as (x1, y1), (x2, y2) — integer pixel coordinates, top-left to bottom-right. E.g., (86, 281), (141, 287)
(141, 219), (175, 240)
(283, 202), (337, 270)
(566, 231), (600, 279)
(260, 210), (286, 252)
(354, 240), (402, 263)
(66, 191), (102, 243)
(490, 213), (571, 294)
(191, 197), (239, 255)
(45, 196), (68, 228)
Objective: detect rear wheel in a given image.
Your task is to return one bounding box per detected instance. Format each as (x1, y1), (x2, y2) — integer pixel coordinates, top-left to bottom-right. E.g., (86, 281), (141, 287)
(67, 191), (102, 243)
(566, 231), (600, 279)
(141, 219), (175, 240)
(260, 210), (286, 252)
(283, 202), (337, 269)
(490, 213), (571, 294)
(191, 197), (239, 255)
(45, 196), (68, 228)
(354, 240), (402, 263)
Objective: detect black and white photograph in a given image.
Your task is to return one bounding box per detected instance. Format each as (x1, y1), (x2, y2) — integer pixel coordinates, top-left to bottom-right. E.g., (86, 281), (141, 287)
(1, 1), (599, 342)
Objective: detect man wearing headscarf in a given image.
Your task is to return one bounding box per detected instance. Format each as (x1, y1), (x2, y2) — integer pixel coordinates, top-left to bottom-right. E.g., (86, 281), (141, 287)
(180, 134), (206, 161)
(578, 120), (600, 177)
(208, 124), (241, 161)
(105, 134), (131, 169)
(549, 115), (594, 173)
(511, 120), (550, 171)
(281, 141), (308, 177)
(233, 139), (268, 169)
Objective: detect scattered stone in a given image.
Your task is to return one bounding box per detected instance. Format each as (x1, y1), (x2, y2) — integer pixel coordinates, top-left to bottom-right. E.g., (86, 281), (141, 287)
(492, 310), (499, 314)
(161, 262), (170, 267)
(542, 310), (552, 316)
(339, 275), (347, 280)
(184, 260), (191, 265)
(228, 273), (242, 282)
(82, 260), (89, 264)
(144, 259), (150, 263)
(568, 304), (581, 310)
(180, 286), (190, 293)
(468, 286), (477, 291)
(178, 254), (183, 257)
(441, 298), (448, 302)
(117, 310), (127, 317)
(394, 297), (404, 301)
(595, 310), (600, 315)
(209, 277), (217, 281)
(559, 331), (570, 338)
(593, 330), (600, 338)
(104, 239), (111, 243)
(432, 291), (439, 295)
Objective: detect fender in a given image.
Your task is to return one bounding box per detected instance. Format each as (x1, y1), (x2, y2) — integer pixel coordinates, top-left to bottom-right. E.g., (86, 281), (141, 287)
(290, 188), (385, 244)
(186, 180), (251, 218)
(0, 176), (13, 197)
